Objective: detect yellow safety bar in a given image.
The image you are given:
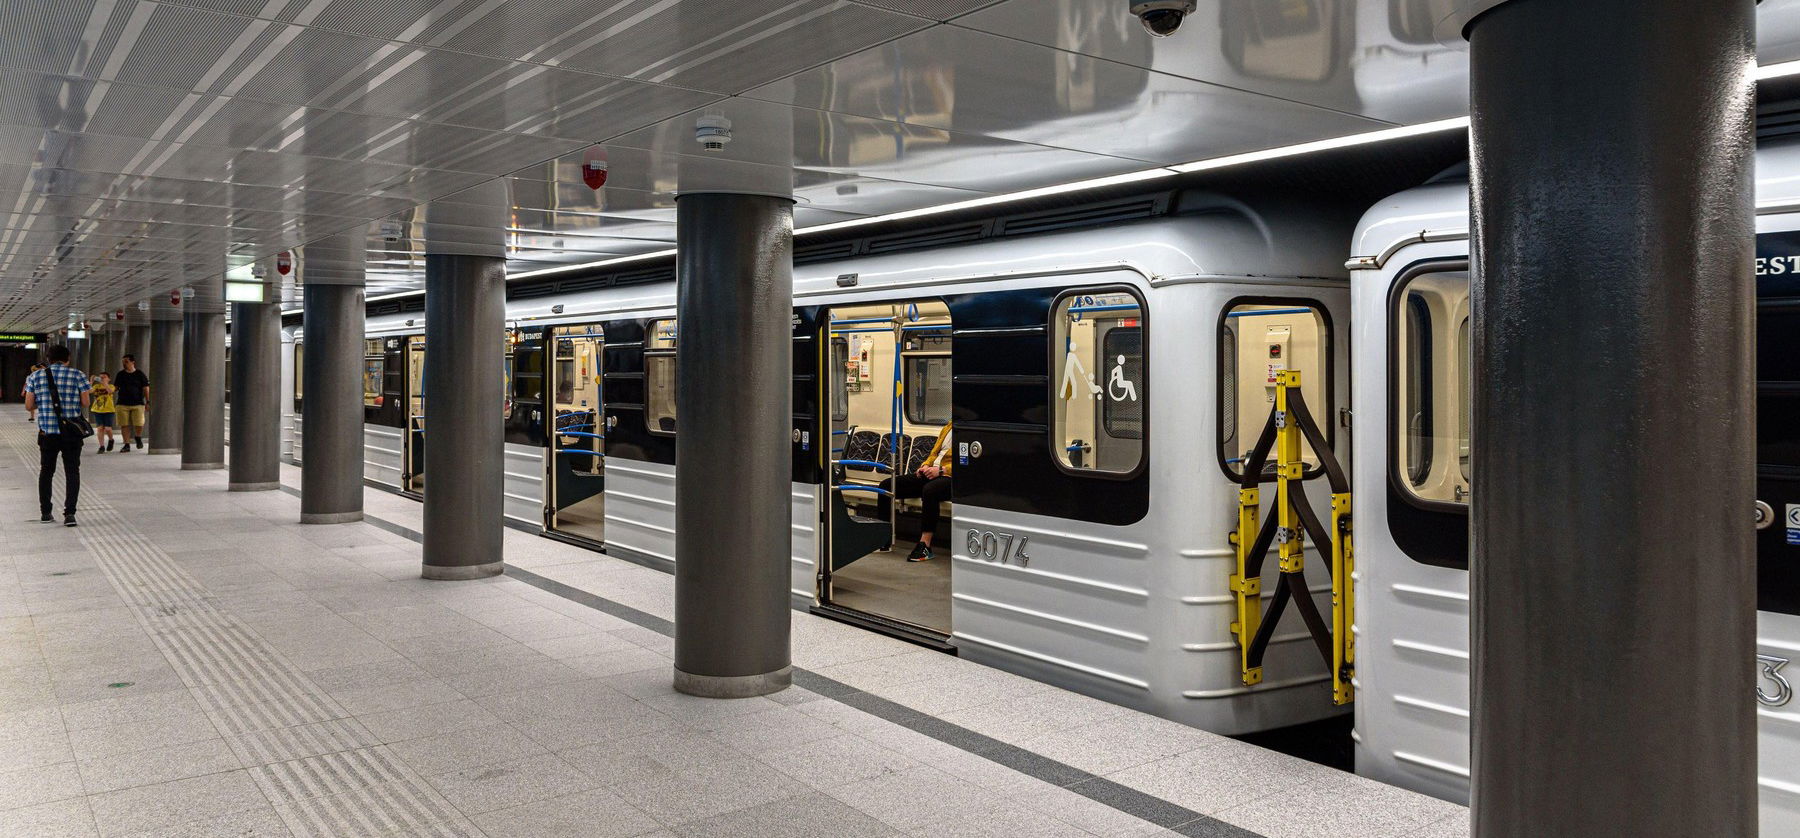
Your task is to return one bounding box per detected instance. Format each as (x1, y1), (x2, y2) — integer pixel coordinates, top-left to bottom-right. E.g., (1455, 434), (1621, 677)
(1229, 369), (1355, 706)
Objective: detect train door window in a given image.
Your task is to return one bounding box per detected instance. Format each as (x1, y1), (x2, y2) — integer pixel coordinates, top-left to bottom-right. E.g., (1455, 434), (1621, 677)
(1392, 269), (1470, 505)
(362, 354), (383, 407)
(1393, 271), (1471, 504)
(830, 337), (850, 423)
(293, 343), (304, 401)
(1052, 289), (1145, 475)
(645, 318), (677, 435)
(1219, 301), (1330, 477)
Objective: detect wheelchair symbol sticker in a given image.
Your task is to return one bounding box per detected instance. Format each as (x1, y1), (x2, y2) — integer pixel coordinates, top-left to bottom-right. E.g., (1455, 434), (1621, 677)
(1787, 504), (1800, 529)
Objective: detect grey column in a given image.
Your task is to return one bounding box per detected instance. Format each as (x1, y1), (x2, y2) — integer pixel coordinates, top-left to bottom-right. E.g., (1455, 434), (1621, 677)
(228, 298), (281, 490)
(125, 323), (150, 372)
(181, 312), (226, 470)
(420, 254), (505, 580)
(68, 337), (88, 375)
(300, 280), (366, 523)
(149, 319), (184, 454)
(1466, 1), (1756, 836)
(672, 193), (794, 698)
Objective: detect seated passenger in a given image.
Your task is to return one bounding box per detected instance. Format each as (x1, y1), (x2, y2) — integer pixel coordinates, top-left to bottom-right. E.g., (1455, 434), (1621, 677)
(878, 423), (952, 562)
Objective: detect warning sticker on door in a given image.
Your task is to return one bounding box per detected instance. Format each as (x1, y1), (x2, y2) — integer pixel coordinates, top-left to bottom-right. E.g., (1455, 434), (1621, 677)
(1787, 504), (1800, 544)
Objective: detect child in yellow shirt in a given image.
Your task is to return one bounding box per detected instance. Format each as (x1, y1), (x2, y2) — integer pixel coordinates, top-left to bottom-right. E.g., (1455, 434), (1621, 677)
(89, 374), (117, 453)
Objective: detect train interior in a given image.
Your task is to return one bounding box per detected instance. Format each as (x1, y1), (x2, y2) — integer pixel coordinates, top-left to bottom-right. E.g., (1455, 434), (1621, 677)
(550, 325), (606, 540)
(1221, 302), (1331, 473)
(824, 300), (954, 635)
(403, 336), (426, 495)
(1394, 271), (1472, 504)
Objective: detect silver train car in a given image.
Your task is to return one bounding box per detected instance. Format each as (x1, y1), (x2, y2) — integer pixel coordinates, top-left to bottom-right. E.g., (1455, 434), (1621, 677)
(1347, 142), (1800, 831)
(309, 195), (1370, 737)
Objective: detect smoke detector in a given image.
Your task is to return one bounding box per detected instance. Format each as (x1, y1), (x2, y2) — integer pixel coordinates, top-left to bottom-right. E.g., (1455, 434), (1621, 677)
(695, 115), (733, 152)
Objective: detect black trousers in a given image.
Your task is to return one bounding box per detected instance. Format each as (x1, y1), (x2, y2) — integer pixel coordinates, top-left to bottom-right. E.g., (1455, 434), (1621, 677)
(38, 432), (81, 516)
(879, 474), (952, 538)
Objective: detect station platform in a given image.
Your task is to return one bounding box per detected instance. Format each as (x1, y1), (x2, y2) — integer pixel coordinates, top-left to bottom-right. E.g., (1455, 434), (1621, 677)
(0, 423), (1468, 838)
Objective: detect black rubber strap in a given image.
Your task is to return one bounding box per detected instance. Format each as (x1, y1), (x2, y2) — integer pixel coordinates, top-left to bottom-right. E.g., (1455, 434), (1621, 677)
(1285, 390), (1349, 494)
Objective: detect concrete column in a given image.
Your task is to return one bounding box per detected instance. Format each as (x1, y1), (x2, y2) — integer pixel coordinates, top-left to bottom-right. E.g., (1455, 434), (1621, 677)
(300, 232), (366, 524)
(1466, 1), (1756, 835)
(420, 254), (505, 579)
(672, 193), (794, 698)
(149, 319), (184, 454)
(227, 297), (281, 490)
(68, 337), (88, 375)
(181, 311), (226, 470)
(125, 323), (150, 372)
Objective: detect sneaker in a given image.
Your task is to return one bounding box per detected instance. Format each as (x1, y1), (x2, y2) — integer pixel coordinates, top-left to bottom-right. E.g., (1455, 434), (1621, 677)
(135, 439), (143, 449)
(106, 439), (114, 451)
(116, 446), (129, 454)
(905, 541), (934, 562)
(95, 447), (105, 454)
(63, 515), (76, 528)
(38, 512), (52, 523)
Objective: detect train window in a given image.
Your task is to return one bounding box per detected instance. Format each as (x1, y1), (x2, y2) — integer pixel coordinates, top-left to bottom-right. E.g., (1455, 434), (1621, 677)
(513, 336), (543, 402)
(362, 357), (384, 407)
(1393, 269), (1471, 505)
(1403, 295), (1433, 486)
(904, 355), (951, 425)
(293, 343), (303, 401)
(1219, 301), (1330, 478)
(646, 318), (677, 435)
(1052, 289), (1145, 475)
(830, 337), (849, 423)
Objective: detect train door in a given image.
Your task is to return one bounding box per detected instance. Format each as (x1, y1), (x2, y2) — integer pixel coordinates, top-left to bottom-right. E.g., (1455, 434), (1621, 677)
(818, 300), (954, 640)
(548, 325), (606, 542)
(401, 336), (426, 495)
(1217, 298), (1352, 704)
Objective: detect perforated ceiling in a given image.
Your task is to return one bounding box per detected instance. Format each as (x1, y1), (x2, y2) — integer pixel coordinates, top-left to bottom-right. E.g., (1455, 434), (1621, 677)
(3, 0), (1799, 331)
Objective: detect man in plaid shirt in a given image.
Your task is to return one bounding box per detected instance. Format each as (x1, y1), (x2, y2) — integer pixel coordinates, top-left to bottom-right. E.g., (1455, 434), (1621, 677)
(23, 345), (91, 526)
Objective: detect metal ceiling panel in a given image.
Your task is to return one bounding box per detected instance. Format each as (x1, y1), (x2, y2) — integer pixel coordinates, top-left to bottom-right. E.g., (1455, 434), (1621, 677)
(956, 0), (1466, 124)
(604, 96), (1150, 193)
(849, 0), (1001, 20)
(749, 24), (1389, 165)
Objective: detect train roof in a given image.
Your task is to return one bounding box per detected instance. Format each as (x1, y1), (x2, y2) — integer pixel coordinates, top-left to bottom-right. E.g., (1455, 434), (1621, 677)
(1351, 138), (1800, 266)
(352, 195), (1353, 335)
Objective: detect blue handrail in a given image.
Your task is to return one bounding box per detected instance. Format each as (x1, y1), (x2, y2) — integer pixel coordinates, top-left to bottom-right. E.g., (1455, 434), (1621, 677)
(836, 459), (892, 471)
(831, 429), (849, 435)
(1067, 303), (1138, 314)
(557, 424), (595, 431)
(901, 324), (951, 332)
(835, 484), (890, 496)
(830, 316), (895, 326)
(1227, 307), (1313, 318)
(558, 431), (604, 440)
(555, 449), (606, 457)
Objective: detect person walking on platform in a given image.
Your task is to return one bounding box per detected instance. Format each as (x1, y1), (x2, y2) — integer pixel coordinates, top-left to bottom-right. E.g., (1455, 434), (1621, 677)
(89, 373), (117, 453)
(23, 345), (90, 526)
(113, 354), (149, 451)
(878, 423), (954, 562)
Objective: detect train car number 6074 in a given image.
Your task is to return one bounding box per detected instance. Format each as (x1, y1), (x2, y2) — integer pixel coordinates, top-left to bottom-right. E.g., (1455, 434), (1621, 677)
(966, 530), (1030, 567)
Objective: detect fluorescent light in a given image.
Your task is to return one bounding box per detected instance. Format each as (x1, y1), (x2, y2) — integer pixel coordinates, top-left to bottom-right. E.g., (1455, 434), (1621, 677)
(1171, 117), (1471, 173)
(508, 248), (677, 280)
(1759, 58), (1800, 80)
(224, 282), (265, 303)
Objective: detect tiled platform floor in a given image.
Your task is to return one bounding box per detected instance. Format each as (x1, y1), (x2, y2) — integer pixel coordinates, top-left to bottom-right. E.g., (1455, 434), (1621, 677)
(0, 423), (1469, 837)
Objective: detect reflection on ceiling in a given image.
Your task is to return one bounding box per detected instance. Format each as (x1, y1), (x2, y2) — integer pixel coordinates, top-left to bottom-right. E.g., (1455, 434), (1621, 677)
(2, 0), (1799, 330)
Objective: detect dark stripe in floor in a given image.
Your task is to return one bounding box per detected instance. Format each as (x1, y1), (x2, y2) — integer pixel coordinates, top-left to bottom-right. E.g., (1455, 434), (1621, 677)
(296, 487), (1263, 837)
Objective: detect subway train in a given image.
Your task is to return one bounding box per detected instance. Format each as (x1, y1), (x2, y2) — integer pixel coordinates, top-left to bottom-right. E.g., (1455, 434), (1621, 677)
(1347, 141), (1800, 831)
(285, 144), (1799, 828)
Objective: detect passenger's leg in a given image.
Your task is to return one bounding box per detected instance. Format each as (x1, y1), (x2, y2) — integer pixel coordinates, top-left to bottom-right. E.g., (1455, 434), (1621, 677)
(916, 476), (952, 546)
(61, 435), (81, 520)
(37, 434), (55, 519)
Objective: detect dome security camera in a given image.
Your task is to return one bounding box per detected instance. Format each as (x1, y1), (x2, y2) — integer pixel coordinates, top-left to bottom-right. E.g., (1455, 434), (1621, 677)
(1129, 0), (1194, 37)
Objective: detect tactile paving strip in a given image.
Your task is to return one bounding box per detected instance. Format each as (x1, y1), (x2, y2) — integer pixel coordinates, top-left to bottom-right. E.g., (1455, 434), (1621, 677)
(5, 425), (479, 837)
